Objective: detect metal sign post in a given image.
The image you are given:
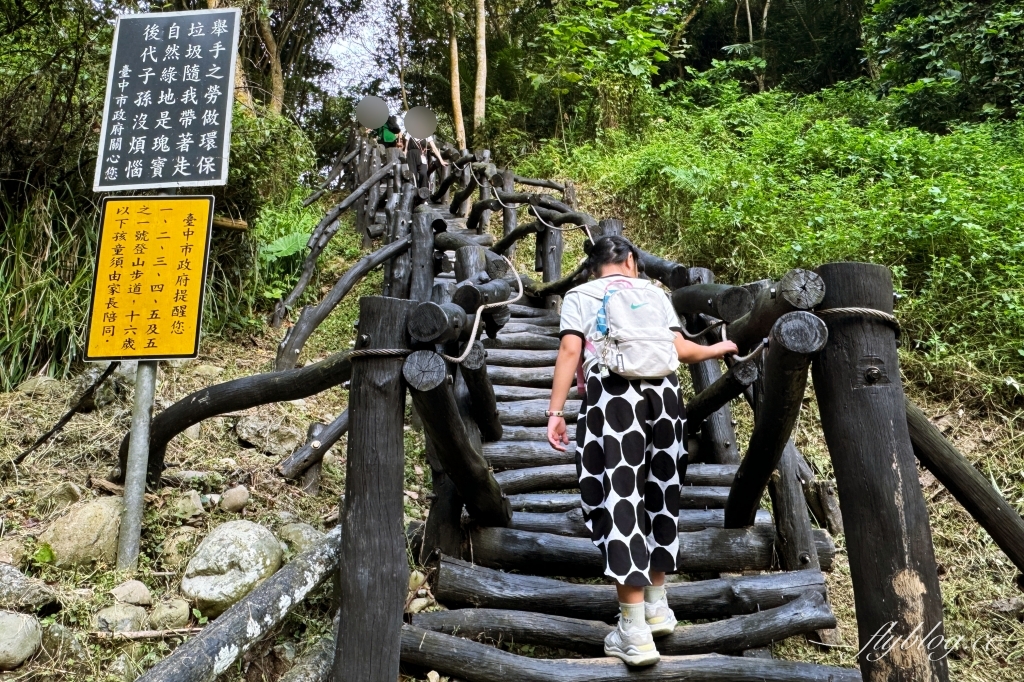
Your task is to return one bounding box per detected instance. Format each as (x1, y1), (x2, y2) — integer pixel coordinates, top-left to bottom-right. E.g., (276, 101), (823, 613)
(89, 8), (240, 571)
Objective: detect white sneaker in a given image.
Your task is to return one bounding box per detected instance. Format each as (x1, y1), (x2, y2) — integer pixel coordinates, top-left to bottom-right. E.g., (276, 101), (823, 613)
(604, 621), (660, 667)
(645, 596), (678, 636)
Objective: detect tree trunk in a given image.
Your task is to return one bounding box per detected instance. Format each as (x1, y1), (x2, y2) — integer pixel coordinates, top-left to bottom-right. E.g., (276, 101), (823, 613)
(257, 16), (285, 115)
(446, 0), (467, 149)
(473, 0), (487, 134)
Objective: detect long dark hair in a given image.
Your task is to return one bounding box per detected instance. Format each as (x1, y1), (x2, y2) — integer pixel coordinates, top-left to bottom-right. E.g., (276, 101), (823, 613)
(582, 235), (642, 279)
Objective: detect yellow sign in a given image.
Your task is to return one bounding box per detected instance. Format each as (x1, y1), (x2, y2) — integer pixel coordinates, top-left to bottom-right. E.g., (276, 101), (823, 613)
(85, 196), (214, 361)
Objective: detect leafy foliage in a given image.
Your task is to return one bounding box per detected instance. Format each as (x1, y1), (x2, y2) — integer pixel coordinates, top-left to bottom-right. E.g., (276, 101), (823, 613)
(521, 81), (1024, 405)
(864, 0), (1024, 129)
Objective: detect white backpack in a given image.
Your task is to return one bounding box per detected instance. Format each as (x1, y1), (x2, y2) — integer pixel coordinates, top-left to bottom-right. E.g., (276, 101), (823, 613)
(594, 284), (679, 379)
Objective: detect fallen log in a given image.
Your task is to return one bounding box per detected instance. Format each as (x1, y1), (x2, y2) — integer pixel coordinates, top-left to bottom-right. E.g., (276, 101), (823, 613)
(672, 283), (753, 323)
(726, 311), (827, 528)
(399, 625), (860, 681)
(275, 236), (411, 370)
(727, 269), (826, 353)
(116, 351), (353, 486)
(413, 591), (835, 656)
(404, 350), (512, 526)
(496, 398), (579, 426)
(459, 342), (502, 442)
(509, 507), (773, 536)
(278, 410), (350, 480)
(137, 526), (342, 682)
(906, 398), (1024, 573)
(435, 555), (828, 621)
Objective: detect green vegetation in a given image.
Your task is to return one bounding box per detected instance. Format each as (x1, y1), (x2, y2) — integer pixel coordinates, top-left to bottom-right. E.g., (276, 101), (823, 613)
(519, 81), (1024, 405)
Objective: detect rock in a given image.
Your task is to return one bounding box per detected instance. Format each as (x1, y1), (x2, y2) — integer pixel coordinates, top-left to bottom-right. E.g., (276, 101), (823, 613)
(110, 580), (152, 606)
(165, 470), (223, 491)
(408, 570), (428, 593)
(40, 622), (86, 662)
(37, 496), (123, 568)
(194, 364), (225, 379)
(148, 599), (191, 629)
(0, 611), (41, 670)
(322, 453), (339, 467)
(219, 485), (249, 513)
(16, 375), (60, 397)
(94, 603), (147, 632)
(172, 491), (205, 520)
(182, 423), (202, 440)
(981, 597), (1024, 620)
(277, 523), (323, 555)
(109, 653), (130, 678)
(113, 360), (139, 387)
(0, 564), (57, 611)
(203, 494), (221, 509)
(74, 364), (124, 411)
(235, 415), (303, 457)
(407, 597), (432, 614)
(37, 482), (84, 515)
(160, 526), (202, 570)
(275, 510), (297, 524)
(180, 520), (282, 617)
(0, 538), (26, 568)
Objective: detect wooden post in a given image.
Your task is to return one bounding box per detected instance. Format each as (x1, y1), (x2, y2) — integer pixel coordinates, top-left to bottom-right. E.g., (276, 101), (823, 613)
(906, 398), (1024, 573)
(542, 218), (563, 311)
(478, 150), (492, 233)
(409, 208), (435, 302)
(459, 342), (502, 442)
(332, 296), (417, 682)
(768, 442), (820, 571)
(684, 268), (740, 465)
(597, 218), (623, 240)
(501, 169), (517, 258)
(404, 351), (512, 526)
(299, 423), (324, 494)
(812, 262), (949, 681)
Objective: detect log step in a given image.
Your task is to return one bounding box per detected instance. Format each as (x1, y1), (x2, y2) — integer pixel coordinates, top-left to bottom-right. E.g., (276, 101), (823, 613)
(502, 425), (576, 442)
(494, 463), (739, 495)
(507, 487), (733, 511)
(483, 333), (560, 351)
(484, 349), (560, 367)
(483, 441), (575, 470)
(411, 590), (835, 657)
(401, 625), (859, 682)
(494, 385), (578, 401)
(509, 507), (773, 536)
(508, 303), (558, 318)
(435, 556), (829, 621)
(487, 366), (554, 388)
(499, 322), (559, 337)
(496, 399), (579, 426)
(469, 526), (834, 574)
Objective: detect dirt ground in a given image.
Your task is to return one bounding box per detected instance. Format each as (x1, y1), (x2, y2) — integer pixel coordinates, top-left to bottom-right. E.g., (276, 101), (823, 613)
(2, 249), (1023, 680)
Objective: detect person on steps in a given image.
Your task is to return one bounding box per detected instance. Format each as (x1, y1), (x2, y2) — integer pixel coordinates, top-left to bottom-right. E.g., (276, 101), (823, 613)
(405, 133), (446, 189)
(546, 235), (737, 667)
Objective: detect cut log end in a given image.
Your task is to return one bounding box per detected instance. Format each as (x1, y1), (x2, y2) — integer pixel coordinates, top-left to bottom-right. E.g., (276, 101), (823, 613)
(779, 268), (826, 310)
(404, 351), (448, 392)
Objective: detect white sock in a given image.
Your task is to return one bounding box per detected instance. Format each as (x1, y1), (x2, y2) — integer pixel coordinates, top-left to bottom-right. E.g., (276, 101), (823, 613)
(619, 602), (646, 631)
(645, 585), (666, 604)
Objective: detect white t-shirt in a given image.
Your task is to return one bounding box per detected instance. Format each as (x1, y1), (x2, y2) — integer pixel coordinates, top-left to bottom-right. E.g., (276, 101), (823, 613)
(559, 276), (682, 373)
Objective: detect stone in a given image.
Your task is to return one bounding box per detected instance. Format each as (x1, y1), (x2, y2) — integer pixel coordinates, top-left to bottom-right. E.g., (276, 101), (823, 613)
(194, 364), (225, 379)
(182, 423), (202, 440)
(16, 375), (60, 397)
(147, 599), (191, 629)
(219, 485), (249, 513)
(277, 523), (323, 555)
(37, 482), (84, 515)
(110, 580), (152, 606)
(159, 526), (202, 570)
(180, 520), (282, 617)
(39, 622), (86, 662)
(165, 470), (223, 491)
(981, 597), (1024, 619)
(113, 360), (139, 387)
(74, 364), (123, 411)
(0, 564), (57, 611)
(203, 494), (221, 509)
(172, 490), (205, 520)
(322, 453), (339, 467)
(37, 496), (123, 568)
(0, 538), (26, 568)
(407, 597), (432, 614)
(94, 603), (147, 632)
(235, 415), (303, 457)
(0, 611), (41, 670)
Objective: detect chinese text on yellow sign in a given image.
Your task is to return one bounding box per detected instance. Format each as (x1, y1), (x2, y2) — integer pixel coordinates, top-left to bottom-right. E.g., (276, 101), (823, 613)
(86, 196), (214, 360)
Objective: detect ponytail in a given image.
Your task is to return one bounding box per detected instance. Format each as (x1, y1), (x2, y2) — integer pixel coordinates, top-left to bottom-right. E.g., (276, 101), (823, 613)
(582, 235), (642, 279)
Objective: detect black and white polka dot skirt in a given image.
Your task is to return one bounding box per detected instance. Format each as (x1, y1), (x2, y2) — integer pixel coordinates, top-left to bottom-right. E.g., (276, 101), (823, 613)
(576, 367), (686, 586)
